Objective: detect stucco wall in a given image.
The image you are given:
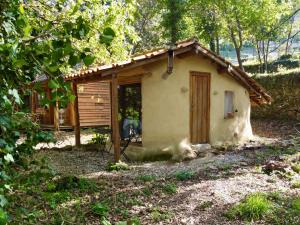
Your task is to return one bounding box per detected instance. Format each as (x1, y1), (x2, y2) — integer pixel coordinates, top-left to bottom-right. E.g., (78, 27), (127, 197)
(141, 53), (253, 151)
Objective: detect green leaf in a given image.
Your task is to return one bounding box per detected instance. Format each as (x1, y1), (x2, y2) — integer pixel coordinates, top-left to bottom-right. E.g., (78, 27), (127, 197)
(8, 89), (21, 104)
(68, 54), (79, 66)
(48, 65), (59, 73)
(100, 27), (116, 45)
(48, 80), (60, 89)
(0, 208), (8, 225)
(83, 55), (95, 66)
(4, 153), (14, 163)
(69, 94), (76, 102)
(19, 4), (25, 14)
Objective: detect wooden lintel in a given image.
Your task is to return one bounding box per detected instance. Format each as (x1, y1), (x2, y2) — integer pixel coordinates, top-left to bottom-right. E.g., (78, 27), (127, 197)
(72, 82), (81, 147)
(111, 74), (120, 162)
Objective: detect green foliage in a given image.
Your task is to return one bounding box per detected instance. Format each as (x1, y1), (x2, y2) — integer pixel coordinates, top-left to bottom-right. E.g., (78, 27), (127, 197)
(174, 170), (195, 181)
(162, 183), (177, 194)
(43, 191), (71, 209)
(291, 163), (300, 173)
(150, 208), (172, 222)
(291, 180), (300, 188)
(141, 186), (152, 196)
(292, 197), (300, 211)
(106, 161), (129, 172)
(162, 0), (187, 44)
(92, 202), (109, 217)
(50, 175), (98, 192)
(225, 193), (273, 221)
(0, 0), (138, 218)
(88, 133), (108, 145)
(136, 174), (157, 182)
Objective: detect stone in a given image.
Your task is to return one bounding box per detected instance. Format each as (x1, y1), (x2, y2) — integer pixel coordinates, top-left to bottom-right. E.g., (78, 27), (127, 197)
(192, 143), (212, 153)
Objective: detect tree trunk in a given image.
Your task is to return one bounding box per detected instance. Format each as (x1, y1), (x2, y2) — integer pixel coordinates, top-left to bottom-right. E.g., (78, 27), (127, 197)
(229, 26), (244, 71)
(256, 40), (263, 73)
(209, 38), (216, 53)
(216, 35), (220, 55)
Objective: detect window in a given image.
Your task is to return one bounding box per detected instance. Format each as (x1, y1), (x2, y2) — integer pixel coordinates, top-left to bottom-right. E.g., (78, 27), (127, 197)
(224, 91), (234, 118)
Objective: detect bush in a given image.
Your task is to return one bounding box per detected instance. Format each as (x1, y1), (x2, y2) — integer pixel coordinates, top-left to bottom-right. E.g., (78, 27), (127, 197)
(225, 193), (273, 221)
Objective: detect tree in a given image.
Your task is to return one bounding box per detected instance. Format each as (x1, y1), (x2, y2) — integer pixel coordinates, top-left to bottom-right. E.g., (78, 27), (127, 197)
(0, 0), (137, 221)
(162, 0), (187, 46)
(249, 0), (296, 73)
(131, 0), (165, 54)
(188, 0), (222, 54)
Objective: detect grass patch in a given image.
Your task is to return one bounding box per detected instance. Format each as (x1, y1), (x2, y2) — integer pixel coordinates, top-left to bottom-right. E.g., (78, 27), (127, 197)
(136, 174), (156, 182)
(151, 208), (172, 222)
(92, 202), (109, 217)
(226, 192), (300, 224)
(43, 191), (71, 209)
(162, 183), (177, 194)
(141, 186), (152, 196)
(291, 163), (300, 173)
(174, 170), (195, 181)
(225, 193), (273, 221)
(49, 175), (98, 192)
(291, 180), (300, 188)
(106, 161), (129, 171)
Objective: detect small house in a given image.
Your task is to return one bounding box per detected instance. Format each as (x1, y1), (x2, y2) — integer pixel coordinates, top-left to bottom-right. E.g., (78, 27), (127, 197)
(32, 39), (271, 161)
(67, 39), (271, 160)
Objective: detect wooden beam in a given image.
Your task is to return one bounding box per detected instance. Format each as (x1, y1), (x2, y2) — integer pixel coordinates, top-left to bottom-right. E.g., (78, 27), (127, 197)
(72, 82), (81, 147)
(111, 73), (120, 162)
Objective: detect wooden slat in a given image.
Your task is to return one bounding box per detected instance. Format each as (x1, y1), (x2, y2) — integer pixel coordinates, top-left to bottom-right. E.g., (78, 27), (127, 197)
(77, 81), (111, 127)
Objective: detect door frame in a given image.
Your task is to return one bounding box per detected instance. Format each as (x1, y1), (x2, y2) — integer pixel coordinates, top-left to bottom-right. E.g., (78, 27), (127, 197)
(189, 71), (211, 144)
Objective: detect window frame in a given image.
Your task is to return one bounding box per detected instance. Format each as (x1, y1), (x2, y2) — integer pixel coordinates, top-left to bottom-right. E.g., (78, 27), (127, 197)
(224, 90), (235, 119)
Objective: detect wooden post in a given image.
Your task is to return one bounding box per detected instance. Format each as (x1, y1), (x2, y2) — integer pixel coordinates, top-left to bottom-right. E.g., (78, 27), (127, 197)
(72, 82), (81, 147)
(111, 74), (120, 162)
(31, 90), (36, 120)
(54, 100), (59, 131)
(47, 88), (54, 125)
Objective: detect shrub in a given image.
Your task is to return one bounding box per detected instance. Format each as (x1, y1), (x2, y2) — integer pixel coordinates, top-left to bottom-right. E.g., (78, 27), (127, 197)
(174, 170), (195, 181)
(225, 193), (273, 221)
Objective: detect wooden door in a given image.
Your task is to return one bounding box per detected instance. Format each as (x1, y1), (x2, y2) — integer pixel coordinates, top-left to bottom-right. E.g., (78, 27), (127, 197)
(190, 72), (210, 143)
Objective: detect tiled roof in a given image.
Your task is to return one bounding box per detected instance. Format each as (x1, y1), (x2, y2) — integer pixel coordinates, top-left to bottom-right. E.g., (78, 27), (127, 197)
(65, 38), (271, 105)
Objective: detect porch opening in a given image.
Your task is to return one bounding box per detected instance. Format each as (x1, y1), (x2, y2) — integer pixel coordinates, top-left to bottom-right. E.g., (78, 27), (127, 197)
(118, 82), (142, 145)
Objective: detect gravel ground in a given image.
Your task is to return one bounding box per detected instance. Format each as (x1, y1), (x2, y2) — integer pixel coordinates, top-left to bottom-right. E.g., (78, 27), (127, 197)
(34, 119), (300, 224)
